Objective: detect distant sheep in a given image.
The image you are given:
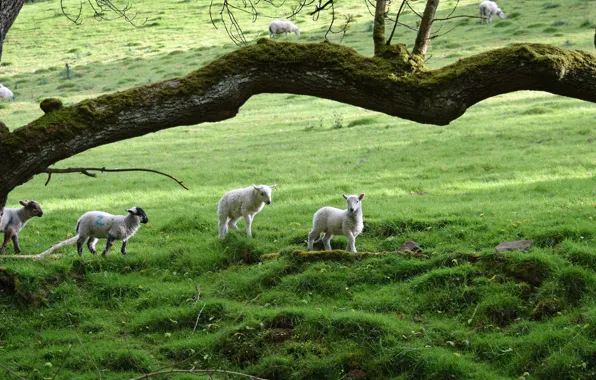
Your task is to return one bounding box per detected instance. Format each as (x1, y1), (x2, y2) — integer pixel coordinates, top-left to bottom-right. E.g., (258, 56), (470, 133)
(307, 194), (365, 253)
(75, 207), (148, 257)
(269, 20), (300, 38)
(0, 84), (14, 98)
(479, 1), (505, 23)
(218, 184), (276, 240)
(0, 200), (44, 254)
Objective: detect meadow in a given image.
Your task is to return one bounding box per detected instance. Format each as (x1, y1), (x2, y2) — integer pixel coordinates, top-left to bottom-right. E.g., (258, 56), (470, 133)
(0, 0), (595, 378)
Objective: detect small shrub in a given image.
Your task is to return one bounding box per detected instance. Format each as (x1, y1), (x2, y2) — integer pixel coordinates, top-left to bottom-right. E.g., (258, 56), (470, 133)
(332, 111), (344, 129)
(347, 117), (377, 128)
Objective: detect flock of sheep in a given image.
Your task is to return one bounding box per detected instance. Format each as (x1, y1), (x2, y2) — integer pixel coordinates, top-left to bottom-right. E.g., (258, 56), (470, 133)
(0, 0), (508, 257)
(0, 185), (366, 257)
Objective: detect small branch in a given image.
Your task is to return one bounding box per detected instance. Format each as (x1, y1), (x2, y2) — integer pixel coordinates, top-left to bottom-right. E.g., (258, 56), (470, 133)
(386, 0), (407, 45)
(191, 303), (206, 336)
(309, 0), (333, 16)
(129, 369), (268, 380)
(43, 167), (189, 190)
(433, 14), (483, 22)
(0, 361), (26, 380)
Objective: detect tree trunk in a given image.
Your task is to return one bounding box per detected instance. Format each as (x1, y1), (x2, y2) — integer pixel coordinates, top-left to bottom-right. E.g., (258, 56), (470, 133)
(0, 40), (594, 200)
(0, 0), (25, 63)
(412, 0), (439, 57)
(373, 0), (388, 56)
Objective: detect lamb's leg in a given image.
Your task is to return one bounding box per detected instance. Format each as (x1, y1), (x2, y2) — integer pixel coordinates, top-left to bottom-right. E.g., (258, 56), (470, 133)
(121, 240), (128, 255)
(87, 237), (98, 255)
(346, 232), (357, 253)
(102, 236), (115, 257)
(76, 236), (86, 256)
(1, 230), (13, 255)
(307, 230), (319, 251)
(218, 216), (229, 240)
(11, 234), (21, 253)
(228, 217), (241, 231)
(244, 213), (254, 237)
(322, 233), (332, 251)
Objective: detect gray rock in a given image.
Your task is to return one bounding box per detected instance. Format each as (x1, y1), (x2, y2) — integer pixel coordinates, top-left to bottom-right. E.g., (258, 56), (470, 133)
(495, 240), (533, 252)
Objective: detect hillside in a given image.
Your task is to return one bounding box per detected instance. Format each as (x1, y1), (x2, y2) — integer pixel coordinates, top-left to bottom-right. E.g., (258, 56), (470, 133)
(1, 0), (595, 378)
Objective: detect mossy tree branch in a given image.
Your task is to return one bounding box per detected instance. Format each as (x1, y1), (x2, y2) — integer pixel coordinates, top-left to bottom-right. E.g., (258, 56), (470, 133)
(0, 39), (594, 201)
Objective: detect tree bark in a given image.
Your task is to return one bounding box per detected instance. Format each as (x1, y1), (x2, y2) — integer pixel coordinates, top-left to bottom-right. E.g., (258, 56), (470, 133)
(373, 0), (388, 56)
(412, 0), (439, 57)
(0, 40), (594, 198)
(0, 0), (25, 63)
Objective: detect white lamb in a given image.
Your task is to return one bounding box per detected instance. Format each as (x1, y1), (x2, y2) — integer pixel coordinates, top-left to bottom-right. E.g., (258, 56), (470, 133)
(479, 1), (505, 24)
(218, 184), (276, 240)
(307, 194), (365, 253)
(269, 20), (300, 39)
(0, 84), (14, 98)
(75, 207), (148, 257)
(0, 200), (44, 254)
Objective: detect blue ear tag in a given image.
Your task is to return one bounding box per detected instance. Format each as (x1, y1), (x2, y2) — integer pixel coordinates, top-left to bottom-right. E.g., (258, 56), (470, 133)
(95, 215), (105, 226)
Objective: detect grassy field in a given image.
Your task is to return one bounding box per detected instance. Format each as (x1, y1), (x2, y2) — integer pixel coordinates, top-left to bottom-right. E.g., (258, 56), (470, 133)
(1, 0), (595, 378)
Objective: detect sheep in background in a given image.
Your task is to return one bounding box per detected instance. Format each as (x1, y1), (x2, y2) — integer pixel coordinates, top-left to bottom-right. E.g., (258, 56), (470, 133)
(218, 184), (276, 240)
(269, 20), (300, 38)
(75, 207), (148, 257)
(0, 200), (44, 254)
(0, 84), (14, 98)
(479, 1), (505, 23)
(308, 194), (365, 253)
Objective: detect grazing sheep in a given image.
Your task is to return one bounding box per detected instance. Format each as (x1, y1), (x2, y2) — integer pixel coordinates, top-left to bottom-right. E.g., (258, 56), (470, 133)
(479, 0), (505, 23)
(307, 194), (365, 253)
(75, 207), (148, 257)
(218, 184), (276, 240)
(269, 20), (300, 38)
(0, 84), (14, 99)
(0, 200), (44, 254)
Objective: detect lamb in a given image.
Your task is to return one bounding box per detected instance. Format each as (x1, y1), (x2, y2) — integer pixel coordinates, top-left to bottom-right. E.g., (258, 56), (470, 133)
(269, 20), (300, 39)
(218, 184), (276, 240)
(479, 1), (505, 24)
(0, 200), (44, 254)
(307, 194), (365, 253)
(75, 207), (148, 257)
(0, 84), (14, 98)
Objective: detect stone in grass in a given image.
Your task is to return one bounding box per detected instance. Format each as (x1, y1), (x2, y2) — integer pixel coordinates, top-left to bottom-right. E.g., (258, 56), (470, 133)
(495, 240), (533, 253)
(397, 240), (422, 253)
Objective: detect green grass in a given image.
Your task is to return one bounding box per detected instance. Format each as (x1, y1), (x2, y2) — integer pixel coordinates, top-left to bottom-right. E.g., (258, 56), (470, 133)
(1, 0), (596, 378)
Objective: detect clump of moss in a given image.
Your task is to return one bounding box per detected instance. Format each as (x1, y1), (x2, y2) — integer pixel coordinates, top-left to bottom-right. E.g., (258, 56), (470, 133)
(40, 98), (63, 113)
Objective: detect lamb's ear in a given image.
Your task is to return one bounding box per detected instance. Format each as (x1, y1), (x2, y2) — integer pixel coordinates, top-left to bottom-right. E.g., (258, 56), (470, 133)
(269, 184), (277, 189)
(252, 184), (259, 191)
(19, 200), (28, 207)
(127, 208), (135, 214)
(342, 194), (348, 200)
(359, 193), (365, 200)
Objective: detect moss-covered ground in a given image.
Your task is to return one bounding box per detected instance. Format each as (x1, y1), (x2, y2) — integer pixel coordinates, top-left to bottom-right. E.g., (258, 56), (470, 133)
(0, 0), (595, 378)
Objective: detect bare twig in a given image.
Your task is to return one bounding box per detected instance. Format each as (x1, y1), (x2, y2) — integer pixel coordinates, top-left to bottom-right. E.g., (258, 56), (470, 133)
(386, 0), (407, 45)
(129, 368), (268, 380)
(191, 302), (206, 336)
(0, 361), (26, 380)
(43, 167), (189, 190)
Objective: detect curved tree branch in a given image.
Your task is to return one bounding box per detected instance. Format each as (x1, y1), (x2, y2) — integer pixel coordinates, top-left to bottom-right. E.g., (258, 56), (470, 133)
(0, 40), (594, 196)
(43, 167), (189, 189)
